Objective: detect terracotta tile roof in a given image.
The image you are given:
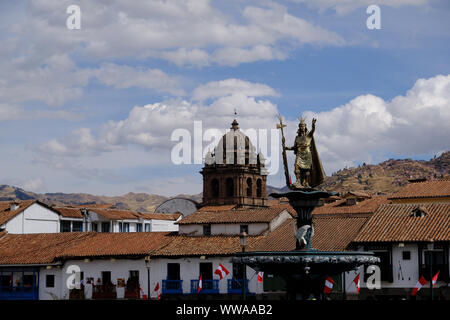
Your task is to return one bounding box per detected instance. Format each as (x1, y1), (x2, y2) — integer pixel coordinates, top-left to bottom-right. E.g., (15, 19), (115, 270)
(139, 212), (182, 221)
(53, 207), (84, 218)
(197, 205), (237, 212)
(0, 232), (93, 265)
(250, 215), (370, 252)
(177, 206), (291, 225)
(0, 200), (38, 225)
(88, 208), (141, 220)
(353, 203), (450, 243)
(389, 179), (450, 200)
(60, 232), (173, 258)
(151, 234), (262, 257)
(312, 215), (370, 251)
(312, 195), (390, 215)
(0, 232), (173, 265)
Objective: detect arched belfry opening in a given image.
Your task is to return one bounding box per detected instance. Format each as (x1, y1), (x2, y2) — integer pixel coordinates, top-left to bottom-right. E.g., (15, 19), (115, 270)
(200, 119), (268, 207)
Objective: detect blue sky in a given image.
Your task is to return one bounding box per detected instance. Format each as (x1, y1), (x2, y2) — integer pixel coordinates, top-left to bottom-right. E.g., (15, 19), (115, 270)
(0, 0), (449, 196)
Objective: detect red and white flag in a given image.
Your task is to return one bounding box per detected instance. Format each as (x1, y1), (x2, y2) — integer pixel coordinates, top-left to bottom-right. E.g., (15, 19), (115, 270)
(198, 274), (203, 293)
(214, 264), (230, 280)
(257, 272), (264, 283)
(353, 274), (361, 294)
(411, 276), (427, 296)
(139, 286), (148, 300)
(154, 282), (161, 300)
(324, 276), (334, 294)
(432, 271), (440, 288)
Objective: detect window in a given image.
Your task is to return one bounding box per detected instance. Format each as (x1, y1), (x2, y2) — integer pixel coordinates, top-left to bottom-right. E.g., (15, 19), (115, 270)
(136, 223), (143, 232)
(123, 223), (130, 232)
(91, 223), (98, 232)
(226, 178), (234, 197)
(119, 222), (123, 232)
(167, 263), (180, 280)
(199, 263), (213, 280)
(211, 179), (219, 198)
(240, 225), (249, 234)
(101, 271), (112, 285)
(72, 221), (83, 232)
(402, 251), (411, 260)
(246, 178), (252, 197)
(101, 222), (110, 233)
(256, 179), (262, 198)
(60, 220), (71, 232)
(203, 224), (211, 236)
(232, 263), (244, 280)
(129, 270), (139, 283)
(144, 223), (151, 232)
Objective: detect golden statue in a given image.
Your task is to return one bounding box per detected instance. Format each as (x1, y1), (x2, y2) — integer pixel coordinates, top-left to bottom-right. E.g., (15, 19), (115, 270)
(279, 116), (325, 189)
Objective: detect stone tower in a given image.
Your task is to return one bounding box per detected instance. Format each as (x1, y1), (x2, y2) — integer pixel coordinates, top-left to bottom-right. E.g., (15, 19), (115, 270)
(200, 119), (268, 207)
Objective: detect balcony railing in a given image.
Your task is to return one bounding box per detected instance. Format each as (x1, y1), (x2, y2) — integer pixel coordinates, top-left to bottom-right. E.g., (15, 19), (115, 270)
(190, 279), (219, 294)
(0, 286), (38, 300)
(227, 279), (249, 294)
(162, 280), (183, 294)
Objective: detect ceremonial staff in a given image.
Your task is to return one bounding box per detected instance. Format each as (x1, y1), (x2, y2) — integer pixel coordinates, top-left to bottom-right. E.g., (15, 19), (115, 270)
(276, 114), (291, 188)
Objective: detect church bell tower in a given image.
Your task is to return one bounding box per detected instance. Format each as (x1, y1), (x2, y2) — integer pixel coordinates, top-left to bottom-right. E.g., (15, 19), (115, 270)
(200, 119), (268, 207)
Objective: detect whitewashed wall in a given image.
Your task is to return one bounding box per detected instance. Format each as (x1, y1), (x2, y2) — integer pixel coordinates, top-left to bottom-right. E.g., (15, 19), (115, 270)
(4, 203), (59, 234)
(343, 244), (449, 296)
(39, 266), (64, 300)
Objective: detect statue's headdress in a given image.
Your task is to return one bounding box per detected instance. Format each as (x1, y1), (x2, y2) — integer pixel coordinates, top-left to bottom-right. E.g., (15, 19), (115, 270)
(298, 116), (307, 127)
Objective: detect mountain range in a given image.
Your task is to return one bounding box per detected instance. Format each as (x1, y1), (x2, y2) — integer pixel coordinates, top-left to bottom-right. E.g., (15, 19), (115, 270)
(1, 151), (448, 212)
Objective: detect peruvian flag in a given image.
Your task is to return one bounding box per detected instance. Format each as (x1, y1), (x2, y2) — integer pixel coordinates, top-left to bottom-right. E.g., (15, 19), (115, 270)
(323, 276), (334, 294)
(198, 274), (203, 293)
(353, 274), (361, 294)
(411, 276), (427, 296)
(154, 282), (161, 300)
(257, 272), (264, 283)
(432, 271), (440, 288)
(214, 264), (230, 280)
(139, 286), (148, 300)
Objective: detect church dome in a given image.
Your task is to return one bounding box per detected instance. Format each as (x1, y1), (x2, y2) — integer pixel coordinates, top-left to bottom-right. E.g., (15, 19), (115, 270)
(206, 119), (262, 167)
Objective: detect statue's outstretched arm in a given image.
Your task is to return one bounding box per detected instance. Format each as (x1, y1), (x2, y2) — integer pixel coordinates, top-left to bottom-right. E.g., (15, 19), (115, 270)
(309, 118), (317, 136)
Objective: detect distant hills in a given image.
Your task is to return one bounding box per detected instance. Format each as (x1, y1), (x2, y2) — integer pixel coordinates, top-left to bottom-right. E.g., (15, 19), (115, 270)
(0, 151), (448, 212)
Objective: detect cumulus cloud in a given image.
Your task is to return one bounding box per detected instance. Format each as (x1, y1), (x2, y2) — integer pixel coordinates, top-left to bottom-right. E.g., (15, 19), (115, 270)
(192, 79), (279, 101)
(304, 74), (450, 173)
(17, 0), (344, 67)
(0, 53), (184, 109)
(34, 74), (450, 180)
(34, 79), (280, 166)
(291, 0), (431, 14)
(0, 103), (83, 122)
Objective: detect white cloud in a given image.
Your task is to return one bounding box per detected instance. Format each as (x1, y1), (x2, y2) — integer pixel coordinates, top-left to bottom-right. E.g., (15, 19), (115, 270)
(192, 78), (279, 101)
(0, 103), (83, 122)
(34, 74), (450, 182)
(92, 63), (185, 96)
(0, 52), (184, 108)
(303, 74), (450, 173)
(17, 0), (344, 67)
(35, 78), (280, 161)
(291, 0), (431, 14)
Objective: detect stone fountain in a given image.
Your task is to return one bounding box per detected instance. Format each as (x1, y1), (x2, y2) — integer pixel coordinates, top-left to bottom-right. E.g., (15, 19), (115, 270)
(232, 116), (379, 299)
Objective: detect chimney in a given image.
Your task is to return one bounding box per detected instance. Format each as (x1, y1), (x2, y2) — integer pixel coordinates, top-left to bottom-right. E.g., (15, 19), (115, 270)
(10, 202), (19, 211)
